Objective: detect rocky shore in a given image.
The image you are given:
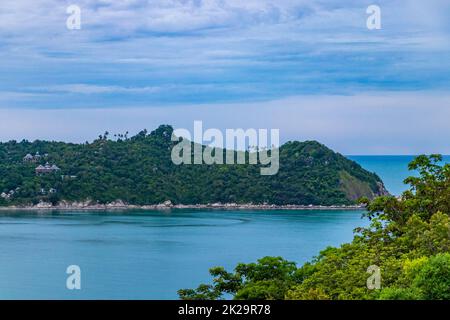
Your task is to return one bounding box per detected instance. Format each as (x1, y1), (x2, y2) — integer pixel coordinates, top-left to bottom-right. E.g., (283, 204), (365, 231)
(0, 200), (366, 211)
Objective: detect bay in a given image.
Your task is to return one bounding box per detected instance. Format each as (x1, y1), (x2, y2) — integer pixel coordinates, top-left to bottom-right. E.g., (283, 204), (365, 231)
(0, 155), (448, 299)
(0, 209), (366, 299)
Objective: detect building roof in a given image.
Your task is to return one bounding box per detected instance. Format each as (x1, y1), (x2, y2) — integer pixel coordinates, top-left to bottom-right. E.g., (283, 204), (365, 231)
(35, 163), (60, 173)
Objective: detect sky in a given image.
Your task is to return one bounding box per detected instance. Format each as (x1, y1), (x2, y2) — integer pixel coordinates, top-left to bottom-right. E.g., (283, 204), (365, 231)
(0, 0), (449, 154)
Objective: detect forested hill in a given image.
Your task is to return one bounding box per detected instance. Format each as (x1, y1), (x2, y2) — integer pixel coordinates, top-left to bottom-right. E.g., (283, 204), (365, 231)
(0, 125), (387, 207)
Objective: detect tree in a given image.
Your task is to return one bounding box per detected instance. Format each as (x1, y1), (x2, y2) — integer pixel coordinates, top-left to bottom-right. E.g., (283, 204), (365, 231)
(178, 257), (297, 300)
(179, 155), (450, 300)
(0, 125), (384, 207)
(413, 253), (450, 300)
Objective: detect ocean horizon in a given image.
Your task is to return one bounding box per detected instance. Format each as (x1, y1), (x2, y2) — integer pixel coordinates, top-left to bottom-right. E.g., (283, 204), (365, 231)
(349, 155), (450, 196)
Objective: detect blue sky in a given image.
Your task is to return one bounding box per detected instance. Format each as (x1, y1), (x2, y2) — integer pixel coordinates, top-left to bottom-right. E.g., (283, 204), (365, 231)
(0, 0), (449, 154)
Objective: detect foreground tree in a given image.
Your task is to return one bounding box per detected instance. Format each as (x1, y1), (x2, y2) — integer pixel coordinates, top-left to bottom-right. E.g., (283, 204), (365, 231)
(179, 155), (450, 300)
(178, 256), (298, 300)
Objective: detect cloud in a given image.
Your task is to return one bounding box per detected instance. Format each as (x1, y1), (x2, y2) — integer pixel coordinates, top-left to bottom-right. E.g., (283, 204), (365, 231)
(0, 1), (449, 155)
(1, 92), (449, 155)
(30, 84), (161, 94)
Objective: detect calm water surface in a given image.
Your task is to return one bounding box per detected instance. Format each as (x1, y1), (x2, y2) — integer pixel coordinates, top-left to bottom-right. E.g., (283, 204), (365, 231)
(1, 155), (448, 299)
(348, 155), (450, 195)
(0, 209), (367, 299)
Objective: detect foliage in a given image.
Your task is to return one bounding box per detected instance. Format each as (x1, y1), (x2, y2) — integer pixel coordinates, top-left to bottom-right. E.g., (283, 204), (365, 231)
(412, 253), (450, 300)
(0, 125), (384, 206)
(178, 257), (298, 300)
(179, 155), (450, 300)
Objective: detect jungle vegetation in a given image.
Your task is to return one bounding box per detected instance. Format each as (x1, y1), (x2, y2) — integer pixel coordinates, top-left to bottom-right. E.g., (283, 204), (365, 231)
(178, 155), (450, 300)
(0, 125), (385, 206)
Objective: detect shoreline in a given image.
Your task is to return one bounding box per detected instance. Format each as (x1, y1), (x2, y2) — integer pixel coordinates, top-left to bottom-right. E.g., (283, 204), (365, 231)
(0, 201), (366, 212)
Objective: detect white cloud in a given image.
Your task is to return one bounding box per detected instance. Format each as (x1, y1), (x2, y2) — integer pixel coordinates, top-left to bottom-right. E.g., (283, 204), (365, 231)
(1, 0), (449, 47)
(1, 92), (449, 155)
(0, 0), (449, 155)
(30, 84), (161, 94)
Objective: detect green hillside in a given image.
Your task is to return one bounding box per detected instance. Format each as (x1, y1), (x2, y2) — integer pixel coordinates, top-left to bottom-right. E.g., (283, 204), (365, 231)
(0, 125), (387, 207)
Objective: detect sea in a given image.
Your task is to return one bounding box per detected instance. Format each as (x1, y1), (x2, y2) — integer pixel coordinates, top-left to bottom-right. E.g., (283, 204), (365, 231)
(0, 155), (448, 299)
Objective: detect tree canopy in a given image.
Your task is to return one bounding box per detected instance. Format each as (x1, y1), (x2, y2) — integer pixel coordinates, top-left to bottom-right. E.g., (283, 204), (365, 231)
(0, 125), (385, 207)
(178, 155), (450, 300)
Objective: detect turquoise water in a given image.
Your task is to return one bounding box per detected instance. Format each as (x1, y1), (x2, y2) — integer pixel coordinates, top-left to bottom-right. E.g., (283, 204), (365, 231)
(0, 155), (448, 299)
(0, 209), (368, 299)
(349, 155), (450, 196)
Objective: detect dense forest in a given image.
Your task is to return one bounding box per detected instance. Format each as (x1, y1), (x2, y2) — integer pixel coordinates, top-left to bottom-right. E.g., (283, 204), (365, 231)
(179, 155), (450, 300)
(0, 125), (386, 207)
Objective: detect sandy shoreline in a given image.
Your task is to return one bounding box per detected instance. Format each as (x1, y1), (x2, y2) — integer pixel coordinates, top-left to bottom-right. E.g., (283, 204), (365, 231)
(0, 201), (366, 212)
